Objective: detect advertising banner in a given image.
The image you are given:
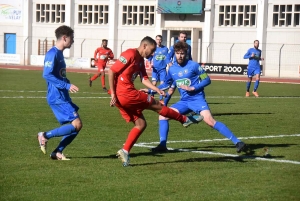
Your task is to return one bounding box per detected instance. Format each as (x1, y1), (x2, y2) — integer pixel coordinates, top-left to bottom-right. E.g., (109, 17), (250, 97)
(200, 63), (263, 75)
(0, 53), (20, 64)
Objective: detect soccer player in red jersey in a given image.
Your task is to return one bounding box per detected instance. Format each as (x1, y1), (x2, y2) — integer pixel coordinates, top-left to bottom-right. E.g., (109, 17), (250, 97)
(108, 36), (203, 167)
(90, 39), (114, 92)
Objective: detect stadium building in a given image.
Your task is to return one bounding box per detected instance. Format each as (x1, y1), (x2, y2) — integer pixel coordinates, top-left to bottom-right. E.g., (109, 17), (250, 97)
(0, 0), (299, 77)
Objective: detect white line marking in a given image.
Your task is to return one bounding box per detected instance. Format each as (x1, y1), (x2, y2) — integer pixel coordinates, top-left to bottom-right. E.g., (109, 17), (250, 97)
(138, 134), (300, 145)
(1, 96), (300, 99)
(134, 144), (300, 165)
(135, 134), (300, 165)
(0, 96), (111, 99)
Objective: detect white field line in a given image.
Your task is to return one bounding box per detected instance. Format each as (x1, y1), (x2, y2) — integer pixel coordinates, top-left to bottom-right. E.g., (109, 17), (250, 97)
(138, 134), (300, 145)
(135, 134), (300, 165)
(134, 144), (300, 165)
(1, 96), (300, 99)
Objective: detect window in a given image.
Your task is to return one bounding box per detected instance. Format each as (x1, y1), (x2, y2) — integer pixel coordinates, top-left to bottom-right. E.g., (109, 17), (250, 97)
(273, 4), (300, 27)
(122, 5), (155, 25)
(36, 4), (65, 23)
(219, 5), (256, 27)
(78, 5), (109, 24)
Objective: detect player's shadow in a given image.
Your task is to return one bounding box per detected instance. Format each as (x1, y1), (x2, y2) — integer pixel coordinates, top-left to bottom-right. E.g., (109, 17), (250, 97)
(209, 102), (235, 105)
(212, 112), (273, 116)
(130, 156), (246, 167)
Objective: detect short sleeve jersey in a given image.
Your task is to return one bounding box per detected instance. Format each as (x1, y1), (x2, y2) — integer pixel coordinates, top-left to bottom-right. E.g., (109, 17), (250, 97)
(110, 48), (149, 97)
(94, 47), (114, 67)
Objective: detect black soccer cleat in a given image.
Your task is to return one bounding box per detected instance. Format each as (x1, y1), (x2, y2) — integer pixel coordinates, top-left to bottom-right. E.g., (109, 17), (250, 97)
(236, 142), (247, 153)
(103, 87), (108, 92)
(151, 144), (168, 153)
(89, 77), (92, 87)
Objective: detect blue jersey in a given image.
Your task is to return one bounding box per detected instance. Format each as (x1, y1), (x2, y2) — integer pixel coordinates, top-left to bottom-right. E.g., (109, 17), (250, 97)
(243, 47), (262, 69)
(159, 60), (211, 101)
(148, 45), (169, 71)
(166, 44), (192, 64)
(43, 47), (72, 105)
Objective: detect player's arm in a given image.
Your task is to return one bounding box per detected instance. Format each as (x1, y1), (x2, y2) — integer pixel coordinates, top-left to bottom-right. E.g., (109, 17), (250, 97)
(94, 48), (98, 61)
(166, 46), (174, 66)
(108, 49), (114, 60)
(180, 65), (211, 92)
(145, 72), (173, 95)
(43, 54), (71, 90)
(243, 49), (252, 59)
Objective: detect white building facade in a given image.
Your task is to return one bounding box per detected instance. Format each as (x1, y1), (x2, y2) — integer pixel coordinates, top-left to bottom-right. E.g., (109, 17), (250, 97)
(0, 0), (299, 77)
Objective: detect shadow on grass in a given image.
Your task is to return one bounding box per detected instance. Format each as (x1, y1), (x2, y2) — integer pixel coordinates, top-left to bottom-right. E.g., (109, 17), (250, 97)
(70, 143), (295, 166)
(212, 112), (273, 116)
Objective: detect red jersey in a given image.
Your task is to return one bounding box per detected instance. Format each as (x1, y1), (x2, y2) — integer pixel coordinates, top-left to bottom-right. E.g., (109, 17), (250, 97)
(94, 47), (114, 67)
(110, 48), (149, 98)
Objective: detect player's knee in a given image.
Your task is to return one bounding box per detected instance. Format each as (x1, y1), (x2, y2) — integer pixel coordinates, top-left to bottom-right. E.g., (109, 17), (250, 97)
(72, 118), (83, 131)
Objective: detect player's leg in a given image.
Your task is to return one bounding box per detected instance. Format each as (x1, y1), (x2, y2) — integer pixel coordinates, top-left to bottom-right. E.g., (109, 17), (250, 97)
(117, 114), (147, 166)
(158, 69), (167, 101)
(164, 85), (175, 106)
(246, 69), (253, 97)
(37, 103), (82, 159)
(152, 101), (191, 152)
(148, 97), (202, 127)
(100, 66), (108, 92)
(90, 65), (102, 87)
(200, 109), (247, 153)
(252, 70), (261, 97)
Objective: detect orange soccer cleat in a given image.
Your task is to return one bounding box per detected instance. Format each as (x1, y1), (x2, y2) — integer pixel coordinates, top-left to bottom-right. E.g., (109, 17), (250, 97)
(245, 92), (250, 97)
(252, 91), (259, 97)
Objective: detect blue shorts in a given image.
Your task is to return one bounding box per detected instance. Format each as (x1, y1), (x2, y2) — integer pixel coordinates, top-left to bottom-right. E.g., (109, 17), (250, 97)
(50, 102), (79, 125)
(247, 68), (261, 77)
(152, 68), (167, 83)
(170, 99), (210, 115)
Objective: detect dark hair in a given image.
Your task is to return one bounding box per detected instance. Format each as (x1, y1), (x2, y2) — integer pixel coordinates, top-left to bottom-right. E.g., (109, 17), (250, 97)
(254, 40), (259, 43)
(141, 36), (157, 46)
(174, 41), (188, 53)
(156, 35), (163, 39)
(179, 31), (188, 36)
(102, 39), (108, 42)
(55, 25), (74, 40)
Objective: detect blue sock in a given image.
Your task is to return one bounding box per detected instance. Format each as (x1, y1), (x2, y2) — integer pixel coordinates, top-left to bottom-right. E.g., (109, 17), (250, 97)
(159, 95), (163, 101)
(55, 132), (79, 153)
(159, 120), (169, 147)
(253, 80), (260, 92)
(164, 92), (172, 106)
(213, 121), (240, 144)
(246, 81), (251, 92)
(45, 124), (76, 139)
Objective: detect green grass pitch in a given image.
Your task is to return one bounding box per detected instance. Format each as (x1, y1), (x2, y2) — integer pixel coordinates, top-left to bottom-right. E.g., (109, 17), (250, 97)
(0, 69), (299, 201)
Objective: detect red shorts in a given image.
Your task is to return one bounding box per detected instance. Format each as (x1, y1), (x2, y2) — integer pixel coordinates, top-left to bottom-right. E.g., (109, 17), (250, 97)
(116, 91), (153, 122)
(96, 63), (105, 72)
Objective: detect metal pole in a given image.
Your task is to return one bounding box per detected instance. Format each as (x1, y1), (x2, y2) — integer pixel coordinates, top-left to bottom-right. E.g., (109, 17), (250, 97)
(23, 36), (29, 65)
(81, 39), (85, 57)
(121, 40), (125, 53)
(206, 42), (211, 63)
(279, 44), (284, 78)
(43, 37), (47, 55)
(230, 43), (235, 64)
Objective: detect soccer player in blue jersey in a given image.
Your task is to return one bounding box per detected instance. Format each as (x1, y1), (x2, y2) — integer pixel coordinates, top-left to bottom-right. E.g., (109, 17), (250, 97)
(148, 35), (169, 101)
(37, 25), (83, 160)
(243, 40), (264, 97)
(151, 41), (247, 153)
(163, 31), (193, 106)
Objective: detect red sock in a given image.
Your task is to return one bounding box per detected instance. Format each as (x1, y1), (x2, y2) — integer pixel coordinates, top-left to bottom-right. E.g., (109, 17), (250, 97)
(101, 74), (106, 88)
(159, 106), (186, 124)
(123, 127), (143, 152)
(91, 74), (99, 81)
